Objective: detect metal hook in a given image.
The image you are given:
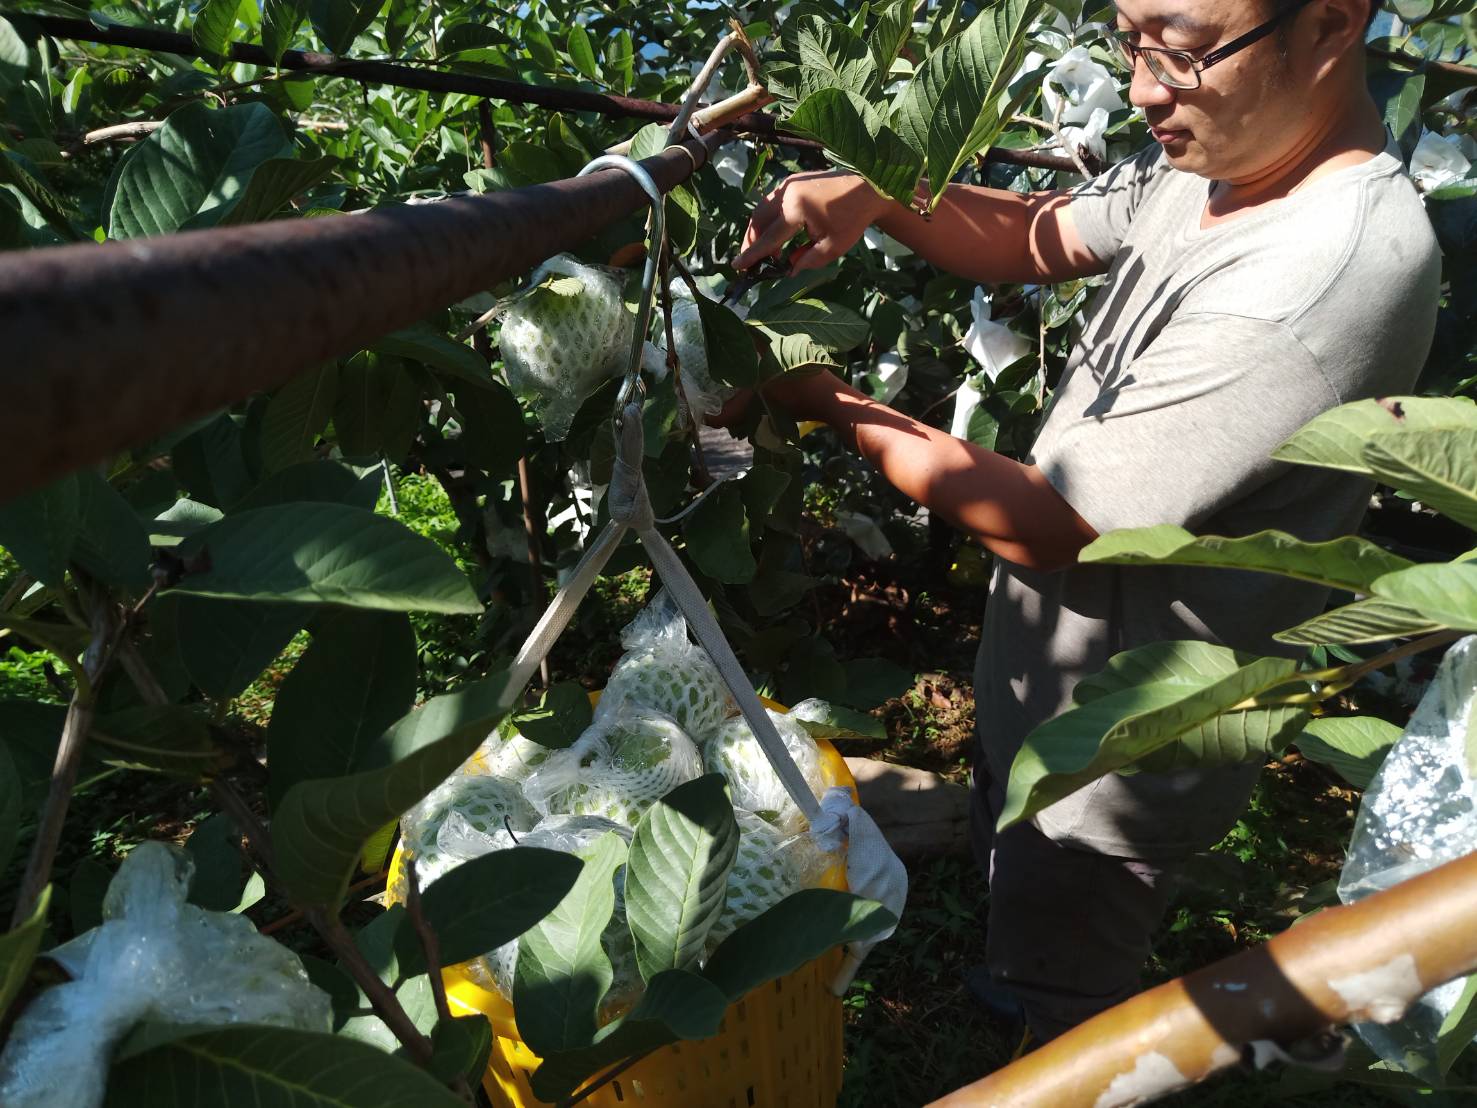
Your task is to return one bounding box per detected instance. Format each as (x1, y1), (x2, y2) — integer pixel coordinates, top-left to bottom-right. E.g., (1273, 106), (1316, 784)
(575, 154), (668, 423)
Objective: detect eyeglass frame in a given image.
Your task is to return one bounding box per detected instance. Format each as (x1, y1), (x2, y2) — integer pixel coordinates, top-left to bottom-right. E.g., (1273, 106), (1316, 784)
(1110, 0), (1317, 90)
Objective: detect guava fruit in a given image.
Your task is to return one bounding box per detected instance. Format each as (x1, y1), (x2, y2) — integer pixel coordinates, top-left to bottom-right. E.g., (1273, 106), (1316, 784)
(709, 809), (836, 946)
(523, 707), (704, 829)
(498, 254), (634, 440)
(704, 709), (826, 833)
(467, 815), (643, 1019)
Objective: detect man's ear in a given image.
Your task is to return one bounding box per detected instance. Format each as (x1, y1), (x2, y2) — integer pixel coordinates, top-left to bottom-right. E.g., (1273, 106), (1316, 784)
(1301, 0), (1370, 78)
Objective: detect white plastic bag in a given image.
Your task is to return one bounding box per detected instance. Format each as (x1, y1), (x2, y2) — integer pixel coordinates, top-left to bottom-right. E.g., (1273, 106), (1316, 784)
(1338, 635), (1477, 1072)
(498, 254), (634, 441)
(0, 842), (331, 1108)
(705, 707), (827, 834)
(599, 590), (737, 742)
(466, 815), (643, 1018)
(522, 701), (704, 829)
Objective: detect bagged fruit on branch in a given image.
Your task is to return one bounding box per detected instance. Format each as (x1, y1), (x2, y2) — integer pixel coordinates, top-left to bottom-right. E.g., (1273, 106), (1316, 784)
(1338, 635), (1477, 1076)
(599, 589), (737, 743)
(651, 280), (732, 421)
(0, 843), (331, 1108)
(705, 708), (828, 834)
(497, 254), (635, 441)
(522, 702), (703, 829)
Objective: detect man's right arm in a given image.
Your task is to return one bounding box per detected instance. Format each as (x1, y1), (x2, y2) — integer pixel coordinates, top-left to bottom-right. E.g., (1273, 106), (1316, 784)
(877, 184), (1108, 285)
(733, 171), (1109, 285)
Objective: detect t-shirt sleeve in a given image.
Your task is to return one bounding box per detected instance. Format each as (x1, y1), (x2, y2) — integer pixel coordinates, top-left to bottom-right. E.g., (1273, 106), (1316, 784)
(1064, 145), (1170, 264)
(1032, 313), (1339, 536)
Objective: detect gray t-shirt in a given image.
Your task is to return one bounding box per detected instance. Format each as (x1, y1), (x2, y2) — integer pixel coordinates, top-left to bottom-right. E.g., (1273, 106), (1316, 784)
(974, 140), (1442, 858)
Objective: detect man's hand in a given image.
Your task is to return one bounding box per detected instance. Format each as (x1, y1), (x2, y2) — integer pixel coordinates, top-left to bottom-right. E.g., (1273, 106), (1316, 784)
(705, 370), (845, 431)
(735, 171), (894, 273)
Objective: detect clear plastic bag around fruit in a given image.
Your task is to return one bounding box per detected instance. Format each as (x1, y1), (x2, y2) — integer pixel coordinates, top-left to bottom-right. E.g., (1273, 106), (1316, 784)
(497, 254), (634, 441)
(1337, 635), (1477, 1076)
(465, 815), (643, 1018)
(394, 771), (538, 900)
(705, 708), (828, 834)
(651, 281), (732, 420)
(0, 842), (331, 1108)
(598, 589), (737, 743)
(521, 701), (704, 829)
(710, 809), (838, 947)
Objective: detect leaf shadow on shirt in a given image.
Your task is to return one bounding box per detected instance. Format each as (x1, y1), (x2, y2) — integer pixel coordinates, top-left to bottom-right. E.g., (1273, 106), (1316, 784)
(1060, 253), (1185, 419)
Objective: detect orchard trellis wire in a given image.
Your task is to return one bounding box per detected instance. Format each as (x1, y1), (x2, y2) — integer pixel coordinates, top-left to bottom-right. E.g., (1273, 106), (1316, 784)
(3, 7), (1477, 1108)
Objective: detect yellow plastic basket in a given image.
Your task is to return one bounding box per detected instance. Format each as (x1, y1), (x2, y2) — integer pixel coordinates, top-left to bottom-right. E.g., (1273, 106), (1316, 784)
(388, 697), (855, 1108)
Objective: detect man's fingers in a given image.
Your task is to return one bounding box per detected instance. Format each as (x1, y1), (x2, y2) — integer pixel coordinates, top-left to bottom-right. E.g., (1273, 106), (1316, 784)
(735, 217), (799, 270)
(790, 240), (830, 273)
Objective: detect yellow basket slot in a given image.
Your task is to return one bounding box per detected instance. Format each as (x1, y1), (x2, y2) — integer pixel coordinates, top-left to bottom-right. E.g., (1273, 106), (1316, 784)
(386, 695), (855, 1107)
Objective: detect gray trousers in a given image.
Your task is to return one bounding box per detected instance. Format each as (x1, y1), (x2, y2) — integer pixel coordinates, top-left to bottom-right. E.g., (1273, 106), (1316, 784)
(969, 765), (1185, 1042)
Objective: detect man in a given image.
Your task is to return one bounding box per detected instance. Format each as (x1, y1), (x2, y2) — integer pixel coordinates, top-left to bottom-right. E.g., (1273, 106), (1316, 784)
(730, 0), (1440, 1039)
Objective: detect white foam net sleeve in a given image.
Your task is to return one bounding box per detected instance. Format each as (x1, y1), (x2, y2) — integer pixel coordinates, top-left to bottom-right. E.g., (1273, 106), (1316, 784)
(598, 589), (737, 743)
(521, 702), (703, 829)
(705, 708), (827, 834)
(0, 843), (332, 1108)
(1338, 635), (1477, 1073)
(709, 809), (837, 947)
(497, 254), (633, 441)
(464, 816), (642, 1019)
(653, 282), (732, 419)
(394, 773), (538, 900)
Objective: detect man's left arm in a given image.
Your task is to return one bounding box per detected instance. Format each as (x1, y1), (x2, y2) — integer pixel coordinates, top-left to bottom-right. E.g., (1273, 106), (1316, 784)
(761, 370), (1099, 573)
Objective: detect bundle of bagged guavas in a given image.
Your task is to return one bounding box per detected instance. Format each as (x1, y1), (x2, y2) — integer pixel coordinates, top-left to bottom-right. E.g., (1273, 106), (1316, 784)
(394, 591), (838, 1015)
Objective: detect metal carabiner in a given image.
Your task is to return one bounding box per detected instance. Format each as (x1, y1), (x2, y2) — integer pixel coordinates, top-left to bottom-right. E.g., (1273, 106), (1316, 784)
(574, 154), (668, 425)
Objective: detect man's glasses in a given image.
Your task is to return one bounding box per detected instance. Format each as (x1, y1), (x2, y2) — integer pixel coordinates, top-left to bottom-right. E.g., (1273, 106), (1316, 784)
(1110, 0), (1315, 90)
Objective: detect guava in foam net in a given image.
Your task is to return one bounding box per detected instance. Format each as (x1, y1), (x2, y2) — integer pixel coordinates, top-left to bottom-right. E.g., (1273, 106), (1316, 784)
(465, 815), (642, 1019)
(704, 708), (826, 834)
(522, 704), (703, 829)
(393, 773), (536, 900)
(708, 809), (837, 947)
(497, 254), (634, 441)
(600, 590), (735, 742)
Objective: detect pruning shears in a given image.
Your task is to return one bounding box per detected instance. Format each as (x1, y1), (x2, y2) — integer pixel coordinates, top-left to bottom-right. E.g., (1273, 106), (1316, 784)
(722, 241), (814, 307)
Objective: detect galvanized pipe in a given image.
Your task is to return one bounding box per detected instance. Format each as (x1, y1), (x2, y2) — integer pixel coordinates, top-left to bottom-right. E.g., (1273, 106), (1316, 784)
(0, 136), (718, 503)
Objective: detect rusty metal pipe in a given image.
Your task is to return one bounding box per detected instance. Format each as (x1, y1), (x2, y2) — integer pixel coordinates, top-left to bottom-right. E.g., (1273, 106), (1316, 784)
(0, 137), (717, 503)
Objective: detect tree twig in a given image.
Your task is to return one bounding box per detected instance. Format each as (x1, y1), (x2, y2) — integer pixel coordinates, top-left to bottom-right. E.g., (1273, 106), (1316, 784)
(403, 861), (453, 1024)
(9, 584), (118, 929)
(209, 777), (439, 1070)
(658, 247), (711, 488)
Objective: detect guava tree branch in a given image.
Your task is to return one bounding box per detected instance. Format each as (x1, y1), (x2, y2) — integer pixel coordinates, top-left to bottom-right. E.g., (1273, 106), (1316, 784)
(931, 848), (1477, 1107)
(208, 777), (440, 1072)
(8, 585), (117, 929)
(21, 13), (1074, 172)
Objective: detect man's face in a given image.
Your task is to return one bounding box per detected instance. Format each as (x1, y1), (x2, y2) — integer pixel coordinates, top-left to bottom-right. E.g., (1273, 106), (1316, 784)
(1114, 0), (1314, 181)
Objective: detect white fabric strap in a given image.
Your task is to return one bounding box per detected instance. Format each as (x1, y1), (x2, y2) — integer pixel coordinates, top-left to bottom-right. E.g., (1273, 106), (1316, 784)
(502, 519), (627, 706)
(639, 525), (822, 822)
